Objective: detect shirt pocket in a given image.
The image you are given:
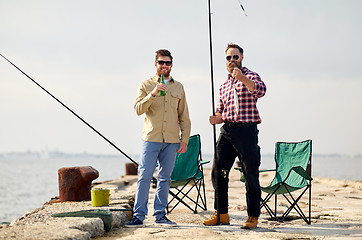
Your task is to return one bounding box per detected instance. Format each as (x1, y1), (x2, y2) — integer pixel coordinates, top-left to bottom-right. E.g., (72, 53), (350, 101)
(170, 91), (181, 108)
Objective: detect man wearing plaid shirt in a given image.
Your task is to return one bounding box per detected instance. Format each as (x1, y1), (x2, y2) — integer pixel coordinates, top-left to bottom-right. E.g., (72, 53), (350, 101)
(203, 43), (266, 229)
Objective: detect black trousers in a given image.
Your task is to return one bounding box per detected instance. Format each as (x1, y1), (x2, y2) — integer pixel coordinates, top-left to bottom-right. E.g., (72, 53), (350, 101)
(212, 122), (261, 217)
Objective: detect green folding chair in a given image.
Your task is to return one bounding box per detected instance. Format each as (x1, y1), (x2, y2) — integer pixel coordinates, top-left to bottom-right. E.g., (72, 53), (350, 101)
(235, 140), (312, 224)
(260, 140), (313, 224)
(167, 134), (210, 214)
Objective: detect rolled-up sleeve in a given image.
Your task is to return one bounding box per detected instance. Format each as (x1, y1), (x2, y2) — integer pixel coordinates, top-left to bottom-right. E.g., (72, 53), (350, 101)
(249, 74), (266, 98)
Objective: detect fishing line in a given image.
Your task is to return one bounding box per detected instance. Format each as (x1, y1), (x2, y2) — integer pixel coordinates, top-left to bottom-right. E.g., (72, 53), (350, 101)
(0, 53), (138, 166)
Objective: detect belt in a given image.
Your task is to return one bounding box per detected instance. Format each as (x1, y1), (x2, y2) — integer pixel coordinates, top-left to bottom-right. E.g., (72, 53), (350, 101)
(224, 122), (257, 127)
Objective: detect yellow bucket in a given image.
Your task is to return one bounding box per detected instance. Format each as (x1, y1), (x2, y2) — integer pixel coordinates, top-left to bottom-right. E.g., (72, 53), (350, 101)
(91, 189), (110, 207)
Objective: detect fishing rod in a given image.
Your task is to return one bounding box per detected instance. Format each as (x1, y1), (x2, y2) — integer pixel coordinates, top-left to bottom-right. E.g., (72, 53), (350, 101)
(207, 0), (247, 225)
(207, 1), (217, 162)
(0, 53), (138, 166)
(237, 0), (247, 16)
(207, 0), (220, 225)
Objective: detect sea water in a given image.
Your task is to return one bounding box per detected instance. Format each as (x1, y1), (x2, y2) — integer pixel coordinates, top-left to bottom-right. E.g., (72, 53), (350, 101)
(0, 154), (361, 223)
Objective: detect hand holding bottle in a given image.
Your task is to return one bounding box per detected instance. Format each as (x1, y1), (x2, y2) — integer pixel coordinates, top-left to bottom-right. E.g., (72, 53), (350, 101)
(151, 75), (166, 97)
(159, 74), (166, 96)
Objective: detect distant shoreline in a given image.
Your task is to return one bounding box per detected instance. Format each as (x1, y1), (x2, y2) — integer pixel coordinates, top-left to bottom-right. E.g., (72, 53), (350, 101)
(1, 150), (361, 160)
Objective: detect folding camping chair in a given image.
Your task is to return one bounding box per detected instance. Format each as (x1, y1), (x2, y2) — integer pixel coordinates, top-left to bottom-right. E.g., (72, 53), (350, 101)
(167, 134), (209, 214)
(235, 140), (313, 224)
(260, 140), (313, 224)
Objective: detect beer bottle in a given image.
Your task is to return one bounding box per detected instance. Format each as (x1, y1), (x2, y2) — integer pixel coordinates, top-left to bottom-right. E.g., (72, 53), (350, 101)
(160, 74), (166, 96)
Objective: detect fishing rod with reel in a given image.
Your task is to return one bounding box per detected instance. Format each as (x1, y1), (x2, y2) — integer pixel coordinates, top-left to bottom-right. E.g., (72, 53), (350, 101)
(207, 0), (247, 225)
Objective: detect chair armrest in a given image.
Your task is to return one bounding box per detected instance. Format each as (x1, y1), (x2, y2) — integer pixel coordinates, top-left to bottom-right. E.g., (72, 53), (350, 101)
(283, 166), (312, 184)
(234, 168), (275, 182)
(292, 166), (313, 180)
(234, 167), (275, 173)
(260, 169), (276, 173)
(199, 160), (210, 165)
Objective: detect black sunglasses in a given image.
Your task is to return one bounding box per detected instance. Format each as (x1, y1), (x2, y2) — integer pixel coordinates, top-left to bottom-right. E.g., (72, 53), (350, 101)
(157, 60), (172, 66)
(226, 55), (240, 61)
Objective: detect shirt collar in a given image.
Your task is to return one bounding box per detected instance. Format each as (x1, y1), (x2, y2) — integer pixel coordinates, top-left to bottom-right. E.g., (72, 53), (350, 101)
(152, 75), (174, 83)
(227, 74), (237, 84)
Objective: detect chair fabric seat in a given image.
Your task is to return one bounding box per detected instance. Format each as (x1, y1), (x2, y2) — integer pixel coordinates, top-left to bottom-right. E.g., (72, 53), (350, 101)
(170, 177), (201, 188)
(260, 183), (306, 195)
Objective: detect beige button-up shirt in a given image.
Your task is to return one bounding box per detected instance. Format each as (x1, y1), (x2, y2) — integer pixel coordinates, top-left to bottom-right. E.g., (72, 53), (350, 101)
(134, 75), (191, 144)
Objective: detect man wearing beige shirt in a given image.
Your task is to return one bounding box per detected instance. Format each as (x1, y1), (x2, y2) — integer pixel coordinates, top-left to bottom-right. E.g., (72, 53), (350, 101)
(126, 49), (191, 227)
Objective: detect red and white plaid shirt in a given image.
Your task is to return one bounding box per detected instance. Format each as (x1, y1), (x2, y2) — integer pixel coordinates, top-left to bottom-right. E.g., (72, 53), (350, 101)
(216, 67), (266, 123)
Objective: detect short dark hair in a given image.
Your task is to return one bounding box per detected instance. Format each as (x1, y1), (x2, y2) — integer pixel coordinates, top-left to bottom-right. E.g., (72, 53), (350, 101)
(225, 43), (244, 55)
(155, 49), (173, 62)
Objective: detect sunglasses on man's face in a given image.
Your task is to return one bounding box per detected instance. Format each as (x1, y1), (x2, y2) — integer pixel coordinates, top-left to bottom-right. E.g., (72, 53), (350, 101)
(157, 60), (172, 66)
(226, 55), (240, 61)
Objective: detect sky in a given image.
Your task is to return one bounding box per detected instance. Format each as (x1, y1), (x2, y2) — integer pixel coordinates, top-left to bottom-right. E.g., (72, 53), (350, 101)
(1, 0), (361, 158)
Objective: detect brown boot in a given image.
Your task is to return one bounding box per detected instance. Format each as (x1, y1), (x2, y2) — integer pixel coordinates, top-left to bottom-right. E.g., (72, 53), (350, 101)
(242, 216), (258, 229)
(203, 211), (230, 226)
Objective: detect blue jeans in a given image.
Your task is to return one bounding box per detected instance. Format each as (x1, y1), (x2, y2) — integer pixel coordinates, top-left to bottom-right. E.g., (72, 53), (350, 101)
(133, 140), (179, 221)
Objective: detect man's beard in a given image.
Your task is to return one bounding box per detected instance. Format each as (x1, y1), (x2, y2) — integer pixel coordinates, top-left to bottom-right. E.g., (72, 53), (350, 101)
(158, 68), (171, 78)
(227, 61), (242, 73)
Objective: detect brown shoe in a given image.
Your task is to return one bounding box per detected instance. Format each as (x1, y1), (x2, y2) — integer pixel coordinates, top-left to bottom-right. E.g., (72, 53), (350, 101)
(203, 211), (230, 225)
(242, 216), (258, 229)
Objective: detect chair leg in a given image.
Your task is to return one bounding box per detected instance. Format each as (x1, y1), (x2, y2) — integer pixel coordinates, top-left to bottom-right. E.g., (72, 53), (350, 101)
(167, 177), (207, 214)
(261, 185), (312, 224)
(280, 186), (310, 224)
(201, 175), (207, 210)
(168, 186), (195, 213)
(260, 193), (277, 220)
(168, 179), (193, 213)
(193, 179), (202, 213)
(194, 177), (208, 213)
(275, 194), (278, 221)
(193, 178), (208, 212)
(308, 181), (312, 224)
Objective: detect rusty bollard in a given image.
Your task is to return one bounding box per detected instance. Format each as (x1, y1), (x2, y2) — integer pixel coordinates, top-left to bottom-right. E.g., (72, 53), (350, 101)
(58, 166), (99, 202)
(125, 163), (138, 175)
